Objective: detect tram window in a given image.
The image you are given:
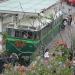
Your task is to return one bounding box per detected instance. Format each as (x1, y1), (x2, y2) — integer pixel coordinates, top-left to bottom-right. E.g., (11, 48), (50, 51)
(54, 18), (58, 25)
(54, 19), (57, 25)
(41, 24), (49, 36)
(33, 31), (41, 40)
(15, 30), (20, 37)
(48, 23), (52, 28)
(22, 31), (33, 39)
(37, 31), (41, 39)
(7, 28), (12, 35)
(6, 28), (14, 37)
(28, 32), (32, 39)
(40, 22), (52, 37)
(22, 31), (28, 39)
(54, 16), (62, 25)
(34, 33), (37, 40)
(34, 34), (37, 39)
(47, 23), (52, 30)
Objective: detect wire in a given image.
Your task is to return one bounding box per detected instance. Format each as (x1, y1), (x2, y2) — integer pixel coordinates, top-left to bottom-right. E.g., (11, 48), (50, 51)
(18, 0), (25, 19)
(15, 0), (25, 24)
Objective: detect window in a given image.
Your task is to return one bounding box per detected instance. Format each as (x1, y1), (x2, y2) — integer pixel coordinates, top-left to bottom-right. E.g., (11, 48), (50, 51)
(32, 31), (41, 40)
(28, 32), (32, 39)
(41, 22), (52, 37)
(15, 30), (20, 37)
(7, 28), (12, 35)
(6, 28), (14, 37)
(22, 31), (33, 39)
(22, 31), (28, 39)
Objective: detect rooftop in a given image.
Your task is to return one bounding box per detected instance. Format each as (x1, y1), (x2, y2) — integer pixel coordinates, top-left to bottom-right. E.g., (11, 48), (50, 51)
(0, 0), (59, 14)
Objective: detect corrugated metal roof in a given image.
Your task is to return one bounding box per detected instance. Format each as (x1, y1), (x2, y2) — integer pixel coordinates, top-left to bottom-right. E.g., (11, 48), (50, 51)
(0, 0), (59, 13)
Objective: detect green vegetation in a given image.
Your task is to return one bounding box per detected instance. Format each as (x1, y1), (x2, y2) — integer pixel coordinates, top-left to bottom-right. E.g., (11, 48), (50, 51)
(3, 44), (73, 75)
(26, 44), (73, 75)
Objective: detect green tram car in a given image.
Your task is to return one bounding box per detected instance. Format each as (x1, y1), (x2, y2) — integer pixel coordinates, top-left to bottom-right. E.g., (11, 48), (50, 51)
(5, 12), (63, 65)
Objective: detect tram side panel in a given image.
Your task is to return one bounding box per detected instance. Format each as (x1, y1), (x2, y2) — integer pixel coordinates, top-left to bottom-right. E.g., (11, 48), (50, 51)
(5, 15), (63, 65)
(36, 16), (63, 55)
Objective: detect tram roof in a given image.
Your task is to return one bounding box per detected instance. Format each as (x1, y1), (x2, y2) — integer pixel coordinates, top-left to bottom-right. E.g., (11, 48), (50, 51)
(0, 0), (59, 14)
(8, 18), (52, 31)
(7, 10), (63, 31)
